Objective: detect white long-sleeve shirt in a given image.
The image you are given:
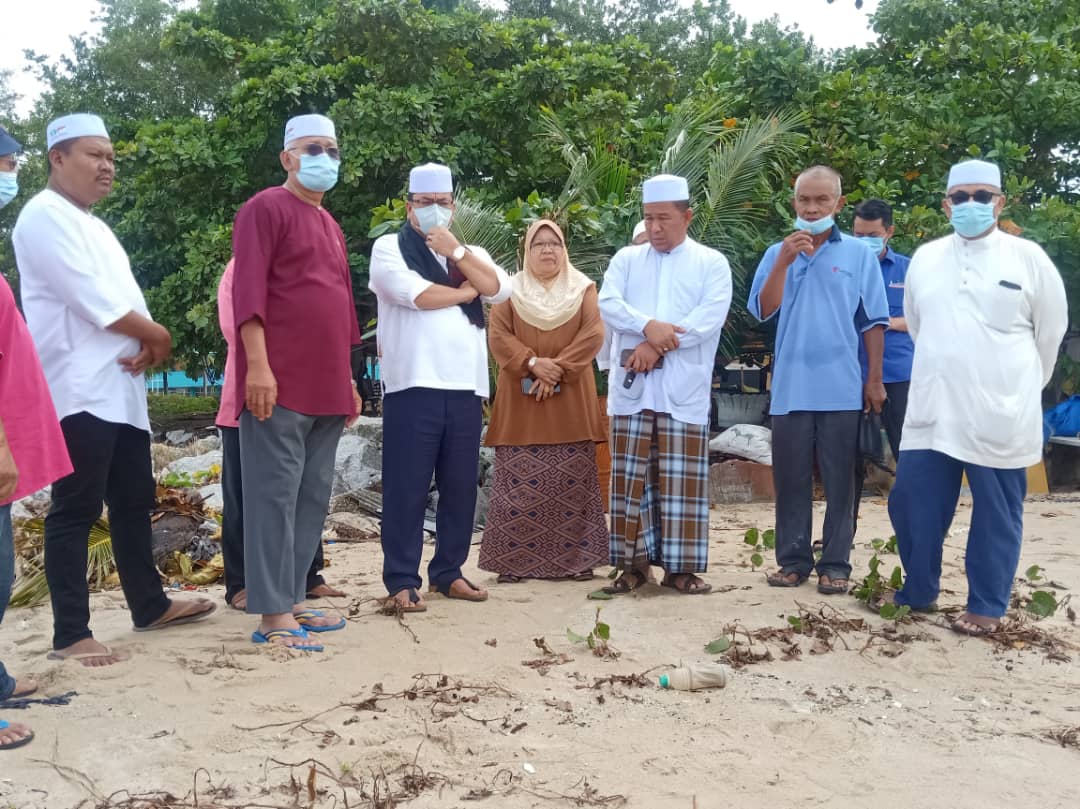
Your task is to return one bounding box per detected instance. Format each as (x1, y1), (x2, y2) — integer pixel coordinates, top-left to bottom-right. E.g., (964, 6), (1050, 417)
(13, 189), (152, 431)
(368, 234), (511, 397)
(901, 229), (1068, 468)
(599, 237), (733, 425)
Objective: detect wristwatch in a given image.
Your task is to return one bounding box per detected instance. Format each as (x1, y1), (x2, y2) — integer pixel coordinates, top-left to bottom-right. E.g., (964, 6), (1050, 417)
(452, 245), (467, 261)
(527, 357), (537, 370)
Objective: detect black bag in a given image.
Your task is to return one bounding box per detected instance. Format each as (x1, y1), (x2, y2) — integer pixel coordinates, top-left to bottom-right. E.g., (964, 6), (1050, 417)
(858, 411), (892, 474)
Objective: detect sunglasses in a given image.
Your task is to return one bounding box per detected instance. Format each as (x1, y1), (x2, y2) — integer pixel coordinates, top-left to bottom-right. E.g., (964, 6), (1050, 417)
(948, 190), (1000, 205)
(291, 143), (341, 161)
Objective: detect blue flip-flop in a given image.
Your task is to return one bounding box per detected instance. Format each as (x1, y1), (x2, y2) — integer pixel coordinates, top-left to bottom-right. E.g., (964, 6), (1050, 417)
(293, 609), (346, 633)
(251, 627), (324, 652)
(0, 719), (35, 750)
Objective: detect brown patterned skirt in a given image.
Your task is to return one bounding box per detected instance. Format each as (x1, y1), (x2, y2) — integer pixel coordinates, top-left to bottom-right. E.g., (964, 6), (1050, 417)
(479, 441), (609, 579)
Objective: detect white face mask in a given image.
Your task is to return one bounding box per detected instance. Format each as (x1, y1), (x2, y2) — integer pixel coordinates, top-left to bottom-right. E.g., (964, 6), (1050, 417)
(414, 203), (453, 234)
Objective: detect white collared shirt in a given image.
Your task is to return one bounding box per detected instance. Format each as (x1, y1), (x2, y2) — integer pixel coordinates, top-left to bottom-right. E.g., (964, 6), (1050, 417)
(13, 189), (152, 431)
(599, 237), (733, 425)
(368, 234), (512, 397)
(902, 229), (1068, 468)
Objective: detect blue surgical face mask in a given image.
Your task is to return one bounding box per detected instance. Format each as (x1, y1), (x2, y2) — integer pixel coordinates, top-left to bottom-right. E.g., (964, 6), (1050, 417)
(414, 204), (453, 234)
(794, 214), (835, 235)
(296, 153), (339, 192)
(0, 172), (17, 208)
(858, 235), (886, 256)
(950, 201), (997, 238)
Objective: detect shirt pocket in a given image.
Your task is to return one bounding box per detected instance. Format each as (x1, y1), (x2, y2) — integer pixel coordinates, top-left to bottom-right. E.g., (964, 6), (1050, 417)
(613, 365), (646, 401)
(979, 280), (1023, 332)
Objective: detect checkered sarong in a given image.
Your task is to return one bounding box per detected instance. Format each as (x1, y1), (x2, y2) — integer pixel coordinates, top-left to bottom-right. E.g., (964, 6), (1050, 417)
(609, 411), (709, 573)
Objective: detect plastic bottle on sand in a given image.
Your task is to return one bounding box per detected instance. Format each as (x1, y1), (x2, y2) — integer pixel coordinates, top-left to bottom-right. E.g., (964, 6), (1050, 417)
(658, 662), (728, 691)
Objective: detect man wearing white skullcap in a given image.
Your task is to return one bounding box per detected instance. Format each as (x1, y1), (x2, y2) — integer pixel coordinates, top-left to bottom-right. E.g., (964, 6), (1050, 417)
(886, 159), (1067, 636)
(228, 113), (362, 651)
(748, 165), (889, 596)
(12, 114), (216, 666)
(368, 162), (511, 612)
(598, 174), (732, 595)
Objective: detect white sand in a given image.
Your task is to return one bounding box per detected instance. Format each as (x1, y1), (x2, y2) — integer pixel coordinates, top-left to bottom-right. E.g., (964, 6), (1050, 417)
(1, 497), (1078, 808)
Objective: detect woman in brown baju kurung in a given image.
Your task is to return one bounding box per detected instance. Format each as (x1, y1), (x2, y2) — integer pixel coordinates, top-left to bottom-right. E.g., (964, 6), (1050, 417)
(479, 220), (608, 582)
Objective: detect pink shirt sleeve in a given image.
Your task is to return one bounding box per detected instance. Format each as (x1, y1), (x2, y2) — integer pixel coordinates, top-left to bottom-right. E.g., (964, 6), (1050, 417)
(215, 260), (239, 428)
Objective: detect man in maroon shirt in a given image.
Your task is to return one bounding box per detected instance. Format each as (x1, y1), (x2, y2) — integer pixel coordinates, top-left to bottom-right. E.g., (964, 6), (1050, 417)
(232, 114), (362, 651)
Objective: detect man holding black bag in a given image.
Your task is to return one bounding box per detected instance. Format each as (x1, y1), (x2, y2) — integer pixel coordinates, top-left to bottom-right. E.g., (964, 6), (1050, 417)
(369, 163), (511, 613)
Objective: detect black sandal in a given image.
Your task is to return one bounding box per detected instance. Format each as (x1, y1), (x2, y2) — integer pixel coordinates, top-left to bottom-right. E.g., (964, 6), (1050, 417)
(661, 572), (713, 595)
(601, 568), (650, 595)
(766, 570), (809, 588)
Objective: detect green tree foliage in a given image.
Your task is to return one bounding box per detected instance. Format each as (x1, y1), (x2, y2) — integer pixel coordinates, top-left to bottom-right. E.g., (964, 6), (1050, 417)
(0, 0), (1076, 379)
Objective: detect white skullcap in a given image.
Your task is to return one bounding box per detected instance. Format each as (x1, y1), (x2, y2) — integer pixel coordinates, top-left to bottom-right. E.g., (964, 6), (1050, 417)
(642, 173), (689, 204)
(47, 113), (109, 150)
(409, 162), (453, 194)
(632, 220), (646, 239)
(283, 114), (336, 148)
(947, 159), (1001, 191)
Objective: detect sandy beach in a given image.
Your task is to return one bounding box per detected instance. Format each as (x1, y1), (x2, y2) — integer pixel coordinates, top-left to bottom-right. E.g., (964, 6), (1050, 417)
(1, 496), (1078, 808)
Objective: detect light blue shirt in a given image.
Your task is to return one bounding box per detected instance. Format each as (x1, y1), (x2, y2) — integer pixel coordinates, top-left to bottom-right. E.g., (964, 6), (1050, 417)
(748, 226), (889, 416)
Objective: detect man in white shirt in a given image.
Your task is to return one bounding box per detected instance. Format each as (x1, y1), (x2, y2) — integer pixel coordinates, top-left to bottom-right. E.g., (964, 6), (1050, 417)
(887, 159), (1068, 636)
(598, 174), (733, 595)
(13, 114), (215, 667)
(369, 163), (511, 612)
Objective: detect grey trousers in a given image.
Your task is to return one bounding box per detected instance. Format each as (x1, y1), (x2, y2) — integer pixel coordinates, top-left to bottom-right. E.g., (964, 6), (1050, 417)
(771, 410), (860, 580)
(239, 406), (345, 615)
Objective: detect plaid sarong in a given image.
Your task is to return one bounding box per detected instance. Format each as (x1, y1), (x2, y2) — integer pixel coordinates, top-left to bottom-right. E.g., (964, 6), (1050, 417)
(609, 411), (709, 574)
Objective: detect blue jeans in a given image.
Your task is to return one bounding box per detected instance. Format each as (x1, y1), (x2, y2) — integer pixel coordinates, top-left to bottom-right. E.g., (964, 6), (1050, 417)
(1, 503), (15, 699)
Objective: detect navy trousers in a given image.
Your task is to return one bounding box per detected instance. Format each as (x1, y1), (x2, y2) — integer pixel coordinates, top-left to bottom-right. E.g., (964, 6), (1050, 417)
(380, 387), (482, 594)
(888, 449), (1026, 618)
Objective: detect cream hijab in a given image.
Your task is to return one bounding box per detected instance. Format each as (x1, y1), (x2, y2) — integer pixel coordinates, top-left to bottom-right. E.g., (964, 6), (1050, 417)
(511, 219), (593, 331)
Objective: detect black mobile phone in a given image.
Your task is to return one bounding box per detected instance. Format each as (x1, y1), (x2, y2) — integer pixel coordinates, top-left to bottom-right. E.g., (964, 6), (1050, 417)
(619, 349), (664, 368)
(521, 377), (560, 394)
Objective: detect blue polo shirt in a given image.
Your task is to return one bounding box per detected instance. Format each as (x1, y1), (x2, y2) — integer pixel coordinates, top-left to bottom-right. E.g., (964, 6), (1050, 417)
(748, 226), (889, 416)
(858, 247), (913, 383)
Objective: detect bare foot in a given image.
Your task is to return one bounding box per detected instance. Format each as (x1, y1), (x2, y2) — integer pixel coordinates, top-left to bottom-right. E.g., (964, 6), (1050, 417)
(229, 589), (247, 611)
(446, 578), (488, 601)
(136, 596), (216, 632)
(47, 638), (123, 668)
(390, 588), (426, 612)
(11, 678), (38, 698)
(306, 582), (346, 599)
(952, 612), (1001, 637)
(0, 719), (33, 750)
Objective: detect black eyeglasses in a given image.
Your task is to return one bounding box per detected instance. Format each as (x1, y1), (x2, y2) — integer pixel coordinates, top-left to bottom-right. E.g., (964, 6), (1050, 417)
(291, 143), (341, 161)
(948, 190), (1000, 205)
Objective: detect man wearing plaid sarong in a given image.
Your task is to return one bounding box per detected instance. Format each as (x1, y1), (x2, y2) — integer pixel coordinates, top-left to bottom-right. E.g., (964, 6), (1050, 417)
(598, 174), (732, 595)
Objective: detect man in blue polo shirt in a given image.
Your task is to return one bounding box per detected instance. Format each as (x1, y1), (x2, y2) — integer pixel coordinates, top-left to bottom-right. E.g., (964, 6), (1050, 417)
(748, 166), (889, 594)
(854, 199), (912, 460)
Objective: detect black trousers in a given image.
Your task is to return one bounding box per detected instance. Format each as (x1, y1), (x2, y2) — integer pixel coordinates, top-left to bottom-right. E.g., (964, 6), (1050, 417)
(45, 412), (170, 649)
(219, 425), (326, 605)
(771, 410), (860, 580)
(854, 380), (909, 531)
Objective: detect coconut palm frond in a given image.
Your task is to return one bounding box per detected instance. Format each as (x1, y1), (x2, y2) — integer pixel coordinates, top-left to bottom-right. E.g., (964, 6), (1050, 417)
(8, 557), (48, 608)
(87, 519), (116, 590)
(567, 242), (615, 283)
(657, 96), (731, 193)
(451, 193), (520, 272)
(693, 110), (807, 258)
(7, 517), (116, 609)
(537, 106), (584, 172)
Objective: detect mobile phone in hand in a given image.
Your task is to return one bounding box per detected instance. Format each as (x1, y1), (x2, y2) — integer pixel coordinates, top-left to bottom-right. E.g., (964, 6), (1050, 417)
(521, 377), (560, 394)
